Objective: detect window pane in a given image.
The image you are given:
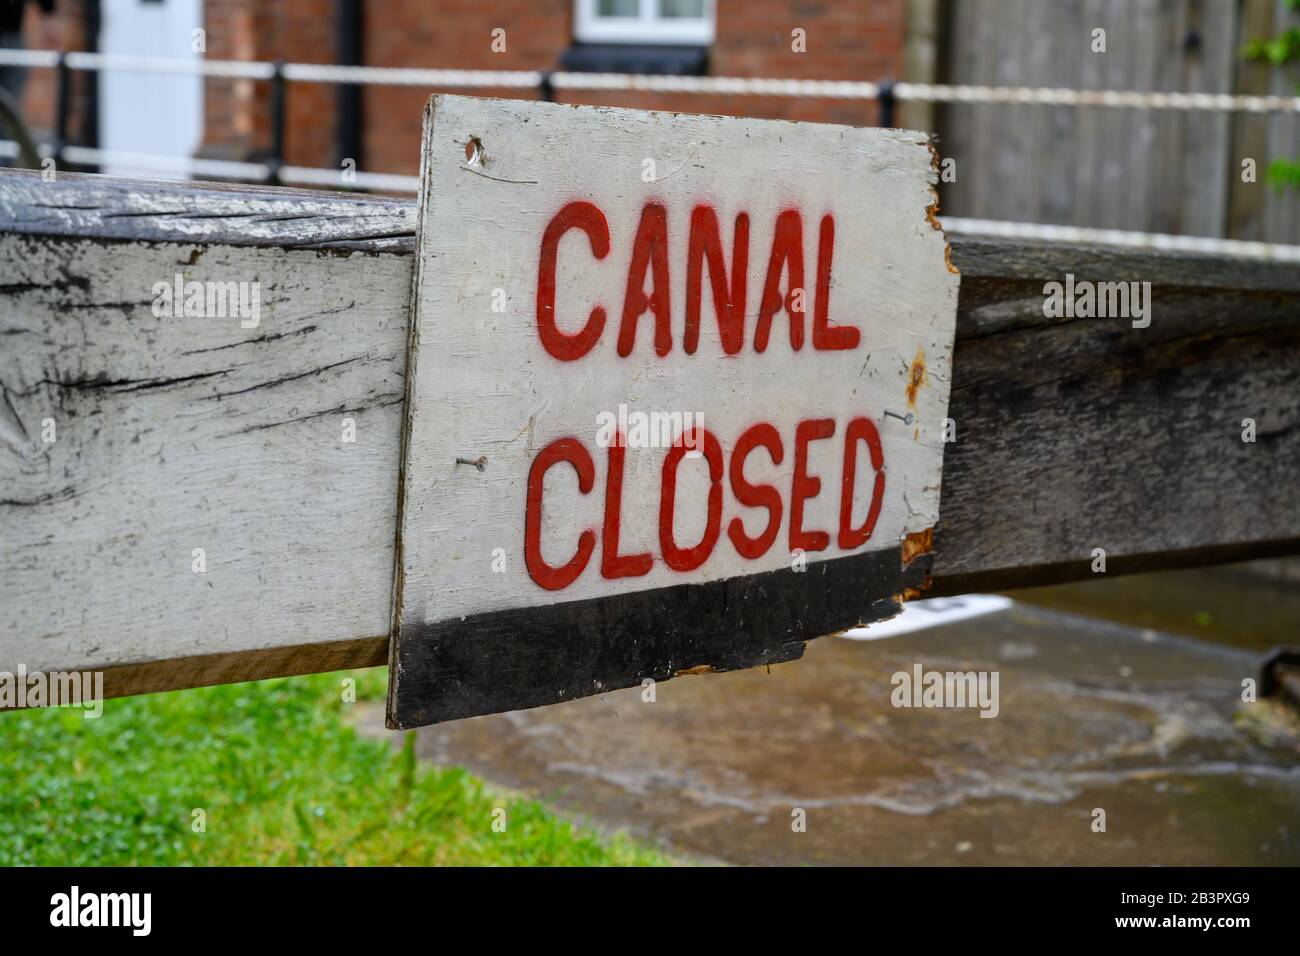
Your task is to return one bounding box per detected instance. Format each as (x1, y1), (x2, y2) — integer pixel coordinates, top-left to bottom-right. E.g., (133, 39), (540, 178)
(660, 0), (705, 18)
(597, 0), (639, 17)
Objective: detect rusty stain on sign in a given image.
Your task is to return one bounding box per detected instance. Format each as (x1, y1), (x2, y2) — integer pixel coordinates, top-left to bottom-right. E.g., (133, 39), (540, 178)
(906, 347), (928, 408)
(903, 527), (935, 566)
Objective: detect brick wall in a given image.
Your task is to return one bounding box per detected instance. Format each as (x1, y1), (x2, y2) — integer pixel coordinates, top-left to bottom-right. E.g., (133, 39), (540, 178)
(12, 0), (908, 179)
(361, 0), (570, 175)
(201, 0), (339, 166)
(17, 0), (94, 145)
(199, 0), (259, 161)
(361, 0), (906, 175)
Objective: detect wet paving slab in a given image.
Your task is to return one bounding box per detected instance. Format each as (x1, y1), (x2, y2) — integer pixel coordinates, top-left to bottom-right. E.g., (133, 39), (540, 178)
(361, 600), (1300, 865)
(1012, 560), (1300, 654)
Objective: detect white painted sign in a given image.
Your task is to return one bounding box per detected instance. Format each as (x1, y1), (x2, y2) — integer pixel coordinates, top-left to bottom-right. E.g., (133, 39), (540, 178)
(389, 94), (959, 728)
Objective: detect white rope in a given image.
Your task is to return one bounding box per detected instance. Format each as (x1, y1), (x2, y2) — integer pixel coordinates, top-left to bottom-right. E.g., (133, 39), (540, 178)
(63, 52), (275, 80)
(941, 217), (1300, 263)
(3, 47), (1296, 112)
(282, 63), (542, 88)
(59, 145), (271, 179)
(279, 165), (420, 192)
(551, 71), (881, 99)
(0, 139), (420, 191)
(0, 49), (60, 68)
(895, 82), (1300, 114)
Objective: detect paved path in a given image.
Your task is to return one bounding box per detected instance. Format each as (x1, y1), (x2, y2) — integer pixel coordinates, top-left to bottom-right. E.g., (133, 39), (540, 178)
(361, 598), (1299, 865)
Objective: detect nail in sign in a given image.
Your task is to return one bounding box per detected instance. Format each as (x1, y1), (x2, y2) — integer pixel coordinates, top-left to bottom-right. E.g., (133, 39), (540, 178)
(388, 95), (959, 728)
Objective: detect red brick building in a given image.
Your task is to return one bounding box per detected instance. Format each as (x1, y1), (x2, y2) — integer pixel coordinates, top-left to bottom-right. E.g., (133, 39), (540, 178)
(16, 0), (930, 181)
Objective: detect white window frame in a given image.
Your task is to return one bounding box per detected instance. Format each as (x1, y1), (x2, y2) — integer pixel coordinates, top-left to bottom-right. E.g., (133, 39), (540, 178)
(574, 0), (715, 45)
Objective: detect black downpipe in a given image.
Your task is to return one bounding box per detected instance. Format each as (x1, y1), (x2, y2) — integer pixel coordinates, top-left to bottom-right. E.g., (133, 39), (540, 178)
(268, 59), (285, 185)
(81, 0), (100, 167)
(877, 79), (896, 129)
(53, 52), (69, 159)
(336, 0), (363, 174)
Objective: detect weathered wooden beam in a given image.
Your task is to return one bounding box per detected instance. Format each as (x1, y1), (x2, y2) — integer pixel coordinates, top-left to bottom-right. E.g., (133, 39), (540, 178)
(933, 236), (1300, 593)
(2, 170), (1297, 699)
(1, 173), (412, 691)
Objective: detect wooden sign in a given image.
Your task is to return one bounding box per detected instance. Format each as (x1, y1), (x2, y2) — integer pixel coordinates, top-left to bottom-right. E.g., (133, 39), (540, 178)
(388, 95), (960, 728)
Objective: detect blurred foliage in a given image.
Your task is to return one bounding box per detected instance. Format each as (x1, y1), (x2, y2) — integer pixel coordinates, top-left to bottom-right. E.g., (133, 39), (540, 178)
(1242, 27), (1300, 67)
(1240, 0), (1300, 191)
(1266, 157), (1300, 192)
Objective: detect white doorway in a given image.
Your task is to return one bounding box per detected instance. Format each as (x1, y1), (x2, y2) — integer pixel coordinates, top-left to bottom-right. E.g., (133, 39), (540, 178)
(98, 0), (203, 178)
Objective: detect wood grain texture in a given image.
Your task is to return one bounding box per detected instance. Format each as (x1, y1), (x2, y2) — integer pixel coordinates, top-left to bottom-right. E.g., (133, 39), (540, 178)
(98, 636), (388, 700)
(935, 236), (1300, 590)
(0, 171), (417, 252)
(2, 170), (1297, 700)
(941, 0), (1254, 240)
(1, 174), (411, 679)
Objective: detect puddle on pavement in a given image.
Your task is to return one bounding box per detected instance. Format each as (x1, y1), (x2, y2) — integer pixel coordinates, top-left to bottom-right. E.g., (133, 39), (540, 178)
(364, 602), (1299, 865)
(1012, 559), (1300, 653)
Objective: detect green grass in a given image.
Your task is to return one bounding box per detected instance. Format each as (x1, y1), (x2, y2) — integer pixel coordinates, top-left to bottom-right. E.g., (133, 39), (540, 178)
(0, 668), (670, 866)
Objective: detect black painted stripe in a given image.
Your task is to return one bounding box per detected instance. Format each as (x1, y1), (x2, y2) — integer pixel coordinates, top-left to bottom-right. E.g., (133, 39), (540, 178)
(389, 544), (929, 728)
